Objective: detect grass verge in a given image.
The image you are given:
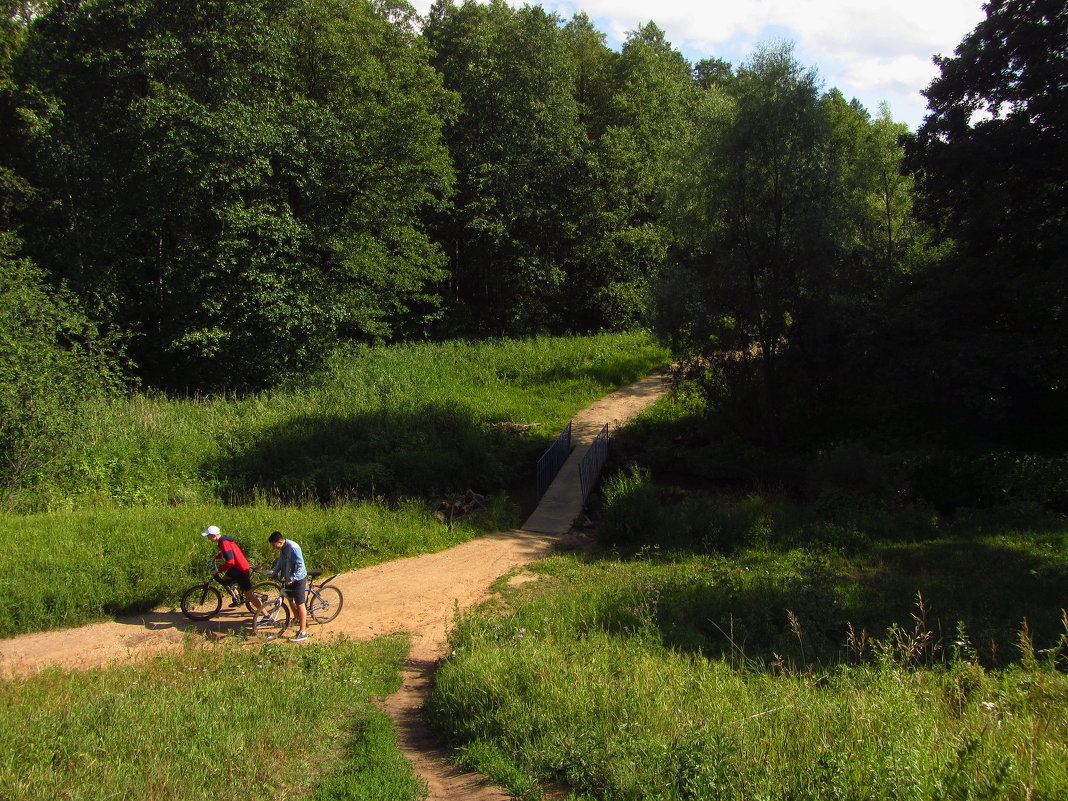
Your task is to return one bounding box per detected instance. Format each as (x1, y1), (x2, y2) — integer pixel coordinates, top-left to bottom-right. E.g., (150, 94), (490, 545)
(0, 634), (423, 801)
(428, 550), (1068, 801)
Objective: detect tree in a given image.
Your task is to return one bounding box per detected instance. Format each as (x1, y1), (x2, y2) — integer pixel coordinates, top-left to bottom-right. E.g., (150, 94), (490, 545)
(10, 0), (454, 390)
(693, 56), (732, 90)
(424, 0), (589, 335)
(660, 43), (921, 444)
(0, 231), (123, 505)
(564, 13), (615, 139)
(912, 0), (1066, 258)
(662, 43), (835, 444)
(0, 1), (37, 229)
(570, 21), (698, 331)
(903, 0), (1068, 442)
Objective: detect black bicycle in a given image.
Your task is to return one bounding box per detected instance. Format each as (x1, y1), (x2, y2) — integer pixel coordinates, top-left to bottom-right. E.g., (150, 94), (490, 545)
(180, 560), (281, 621)
(252, 570), (344, 637)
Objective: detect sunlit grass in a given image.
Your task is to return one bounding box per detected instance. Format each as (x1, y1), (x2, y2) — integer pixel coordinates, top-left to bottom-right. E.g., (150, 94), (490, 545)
(0, 497), (509, 637)
(0, 635), (422, 801)
(428, 548), (1068, 800)
(38, 332), (669, 509)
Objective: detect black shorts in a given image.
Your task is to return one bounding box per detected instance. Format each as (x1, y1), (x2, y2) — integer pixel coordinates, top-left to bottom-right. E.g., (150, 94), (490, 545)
(222, 568), (253, 592)
(282, 578), (306, 605)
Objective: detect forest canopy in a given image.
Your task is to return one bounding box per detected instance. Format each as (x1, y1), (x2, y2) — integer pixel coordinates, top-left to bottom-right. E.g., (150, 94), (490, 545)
(0, 0), (1064, 490)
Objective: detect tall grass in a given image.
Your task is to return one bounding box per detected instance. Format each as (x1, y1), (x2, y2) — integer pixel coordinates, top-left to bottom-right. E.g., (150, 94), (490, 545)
(426, 377), (1068, 799)
(35, 332), (669, 509)
(428, 551), (1068, 801)
(0, 635), (423, 801)
(422, 357), (1068, 799)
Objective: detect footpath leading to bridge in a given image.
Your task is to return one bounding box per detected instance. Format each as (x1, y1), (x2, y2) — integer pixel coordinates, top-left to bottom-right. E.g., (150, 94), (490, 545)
(0, 368), (674, 800)
(381, 368), (672, 800)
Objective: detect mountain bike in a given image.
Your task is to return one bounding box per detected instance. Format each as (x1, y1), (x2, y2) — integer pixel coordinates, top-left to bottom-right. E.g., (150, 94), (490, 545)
(180, 560), (281, 621)
(252, 570), (344, 638)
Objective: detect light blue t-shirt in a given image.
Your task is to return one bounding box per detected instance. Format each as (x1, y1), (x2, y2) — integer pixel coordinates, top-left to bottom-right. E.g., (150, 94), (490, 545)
(273, 539), (307, 582)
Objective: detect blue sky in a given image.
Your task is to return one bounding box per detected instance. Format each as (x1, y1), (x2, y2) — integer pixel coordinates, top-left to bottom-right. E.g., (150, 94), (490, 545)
(412, 0), (989, 131)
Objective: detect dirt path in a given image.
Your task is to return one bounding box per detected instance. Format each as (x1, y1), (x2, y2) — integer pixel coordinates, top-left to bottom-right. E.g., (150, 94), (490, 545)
(0, 369), (673, 799)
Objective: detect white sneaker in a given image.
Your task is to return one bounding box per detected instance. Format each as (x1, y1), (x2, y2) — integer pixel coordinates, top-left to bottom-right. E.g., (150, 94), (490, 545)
(290, 631), (308, 642)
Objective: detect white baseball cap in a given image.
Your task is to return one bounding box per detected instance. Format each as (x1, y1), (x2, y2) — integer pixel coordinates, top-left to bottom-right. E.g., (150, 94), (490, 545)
(200, 525), (221, 537)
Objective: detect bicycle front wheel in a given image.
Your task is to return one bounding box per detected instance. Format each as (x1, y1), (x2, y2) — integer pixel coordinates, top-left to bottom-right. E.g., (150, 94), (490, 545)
(247, 581), (283, 615)
(253, 599), (290, 638)
(180, 584), (223, 620)
(307, 585), (343, 624)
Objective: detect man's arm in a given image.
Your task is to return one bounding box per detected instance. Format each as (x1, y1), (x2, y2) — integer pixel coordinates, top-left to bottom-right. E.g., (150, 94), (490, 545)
(290, 542), (306, 577)
(218, 542), (238, 572)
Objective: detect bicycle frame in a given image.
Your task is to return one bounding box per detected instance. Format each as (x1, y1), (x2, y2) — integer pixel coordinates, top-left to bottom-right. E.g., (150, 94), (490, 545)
(251, 571), (343, 633)
(181, 560), (277, 622)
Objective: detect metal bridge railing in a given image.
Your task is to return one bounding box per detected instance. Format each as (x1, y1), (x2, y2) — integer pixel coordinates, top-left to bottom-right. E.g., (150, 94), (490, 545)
(535, 421), (572, 501)
(578, 423), (609, 502)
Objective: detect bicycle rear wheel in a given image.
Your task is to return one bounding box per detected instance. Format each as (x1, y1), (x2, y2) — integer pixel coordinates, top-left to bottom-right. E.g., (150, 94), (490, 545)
(307, 585), (343, 624)
(180, 584), (223, 620)
(253, 599), (290, 638)
(246, 581), (283, 615)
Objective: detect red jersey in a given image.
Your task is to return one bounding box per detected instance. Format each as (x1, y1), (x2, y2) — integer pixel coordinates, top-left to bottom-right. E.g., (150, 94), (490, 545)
(214, 536), (251, 573)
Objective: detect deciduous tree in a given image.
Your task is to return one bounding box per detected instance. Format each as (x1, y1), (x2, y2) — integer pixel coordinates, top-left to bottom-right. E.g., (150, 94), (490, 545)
(10, 0), (454, 390)
(903, 0), (1068, 441)
(571, 21), (698, 331)
(424, 0), (588, 335)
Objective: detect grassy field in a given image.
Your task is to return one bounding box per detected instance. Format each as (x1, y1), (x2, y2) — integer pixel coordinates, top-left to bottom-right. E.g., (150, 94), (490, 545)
(1, 332), (669, 638)
(425, 386), (1068, 801)
(0, 332), (670, 801)
(37, 333), (670, 509)
(9, 332), (1065, 801)
(428, 543), (1068, 801)
(0, 635), (423, 801)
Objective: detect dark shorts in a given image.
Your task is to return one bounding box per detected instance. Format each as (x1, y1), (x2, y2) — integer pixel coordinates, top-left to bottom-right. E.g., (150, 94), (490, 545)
(222, 568), (253, 592)
(282, 578), (307, 605)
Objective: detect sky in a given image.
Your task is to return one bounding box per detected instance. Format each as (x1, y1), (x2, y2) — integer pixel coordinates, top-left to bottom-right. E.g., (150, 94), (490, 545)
(411, 0), (990, 132)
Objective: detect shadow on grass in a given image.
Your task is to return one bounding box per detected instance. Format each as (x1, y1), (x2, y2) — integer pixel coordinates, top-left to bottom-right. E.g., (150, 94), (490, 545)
(206, 403), (528, 502)
(588, 403), (1068, 668)
(847, 536), (1068, 663)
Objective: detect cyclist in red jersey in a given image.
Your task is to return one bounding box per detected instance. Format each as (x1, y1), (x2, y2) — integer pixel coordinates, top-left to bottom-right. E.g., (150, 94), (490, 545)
(201, 525), (263, 610)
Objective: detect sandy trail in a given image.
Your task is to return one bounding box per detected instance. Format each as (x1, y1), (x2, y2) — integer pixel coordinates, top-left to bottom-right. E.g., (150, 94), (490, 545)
(0, 369), (672, 799)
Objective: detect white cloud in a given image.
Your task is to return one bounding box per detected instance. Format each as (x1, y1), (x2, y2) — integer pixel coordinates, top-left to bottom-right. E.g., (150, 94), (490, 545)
(409, 0), (989, 130)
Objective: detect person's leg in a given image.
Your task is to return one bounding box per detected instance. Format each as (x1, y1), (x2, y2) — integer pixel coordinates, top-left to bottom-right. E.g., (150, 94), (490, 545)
(288, 579), (308, 637)
(235, 571), (260, 610)
(243, 588), (263, 611)
(221, 570), (244, 606)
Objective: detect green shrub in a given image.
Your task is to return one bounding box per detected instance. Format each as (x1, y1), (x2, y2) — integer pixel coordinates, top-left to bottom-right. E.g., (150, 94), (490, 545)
(0, 233), (125, 507)
(599, 464), (661, 546)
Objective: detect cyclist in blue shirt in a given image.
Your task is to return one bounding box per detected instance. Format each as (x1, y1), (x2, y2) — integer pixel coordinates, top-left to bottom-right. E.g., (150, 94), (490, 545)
(269, 530), (309, 642)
